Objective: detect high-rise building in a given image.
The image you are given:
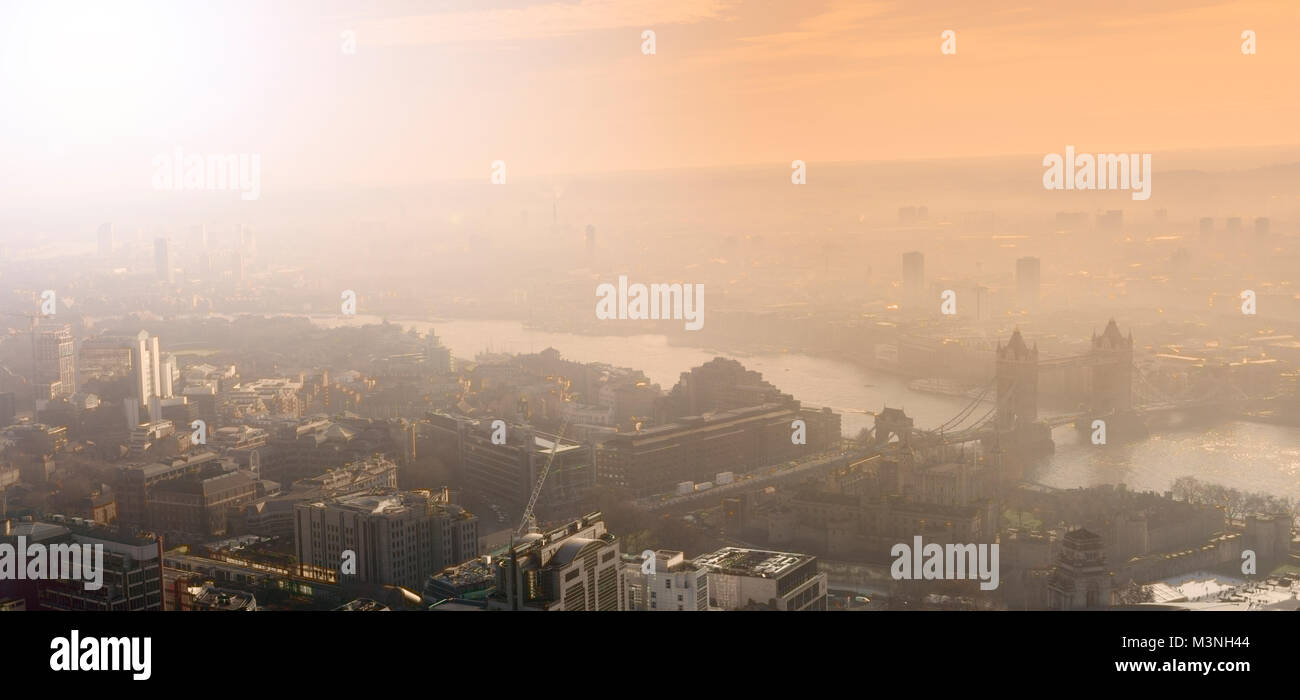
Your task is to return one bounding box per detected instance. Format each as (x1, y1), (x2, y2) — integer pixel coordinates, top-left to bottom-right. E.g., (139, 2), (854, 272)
(1015, 256), (1041, 311)
(81, 331), (166, 428)
(154, 237), (172, 282)
(487, 512), (624, 611)
(230, 251), (244, 283)
(1096, 209), (1123, 234)
(96, 223), (113, 257)
(585, 224), (595, 257)
(1255, 217), (1271, 239)
(294, 488), (478, 590)
(1198, 217), (1214, 240)
(902, 251), (925, 307)
(35, 324), (75, 399)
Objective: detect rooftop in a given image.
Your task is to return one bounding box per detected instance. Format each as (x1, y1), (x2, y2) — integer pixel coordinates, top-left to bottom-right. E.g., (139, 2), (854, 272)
(693, 546), (813, 578)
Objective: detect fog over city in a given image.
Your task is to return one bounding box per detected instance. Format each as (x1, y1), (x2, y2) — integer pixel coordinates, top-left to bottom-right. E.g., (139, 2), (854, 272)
(1, 0), (1297, 630)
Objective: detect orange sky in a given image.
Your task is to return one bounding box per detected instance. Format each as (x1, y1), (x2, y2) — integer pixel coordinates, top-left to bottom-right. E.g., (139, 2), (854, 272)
(0, 0), (1297, 201)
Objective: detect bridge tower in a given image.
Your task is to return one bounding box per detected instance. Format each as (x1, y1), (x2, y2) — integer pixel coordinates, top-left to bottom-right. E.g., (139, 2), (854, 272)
(873, 406), (913, 448)
(996, 329), (1038, 431)
(1089, 319), (1133, 413)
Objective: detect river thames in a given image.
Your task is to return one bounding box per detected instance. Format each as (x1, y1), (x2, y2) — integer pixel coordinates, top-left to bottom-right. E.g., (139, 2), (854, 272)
(312, 316), (1300, 500)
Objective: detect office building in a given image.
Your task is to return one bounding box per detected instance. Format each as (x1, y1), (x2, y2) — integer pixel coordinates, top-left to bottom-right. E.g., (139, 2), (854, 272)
(1, 518), (165, 611)
(155, 237), (172, 282)
(113, 451), (226, 527)
(81, 331), (168, 427)
(902, 251), (925, 307)
(487, 512), (623, 611)
(148, 466), (263, 537)
(1015, 256), (1041, 311)
(294, 488), (478, 590)
(34, 324), (75, 400)
(693, 547), (827, 610)
(460, 420), (594, 519)
(229, 456), (399, 539)
(1255, 217), (1271, 239)
(624, 549), (710, 611)
(97, 223), (113, 257)
(597, 403), (840, 495)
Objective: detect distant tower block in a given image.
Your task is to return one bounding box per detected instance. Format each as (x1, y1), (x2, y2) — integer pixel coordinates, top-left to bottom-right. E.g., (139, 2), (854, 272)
(1198, 217), (1214, 240)
(1015, 257), (1041, 311)
(585, 224), (595, 257)
(154, 238), (172, 282)
(996, 329), (1038, 431)
(902, 251), (924, 307)
(1089, 319), (1133, 413)
(1255, 217), (1270, 239)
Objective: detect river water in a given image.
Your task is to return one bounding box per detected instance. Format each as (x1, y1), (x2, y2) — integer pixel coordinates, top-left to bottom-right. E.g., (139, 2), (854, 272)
(313, 316), (1300, 500)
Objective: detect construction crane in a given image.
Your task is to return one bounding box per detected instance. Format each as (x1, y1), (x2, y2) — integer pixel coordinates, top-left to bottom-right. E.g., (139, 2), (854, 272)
(516, 415), (571, 536)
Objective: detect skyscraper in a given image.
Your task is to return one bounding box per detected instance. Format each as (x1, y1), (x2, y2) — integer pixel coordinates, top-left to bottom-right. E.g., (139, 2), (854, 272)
(1016, 256), (1041, 311)
(96, 223), (113, 257)
(902, 251), (925, 307)
(239, 223), (256, 255)
(229, 251), (244, 283)
(35, 324), (75, 400)
(1255, 217), (1271, 239)
(154, 237), (172, 282)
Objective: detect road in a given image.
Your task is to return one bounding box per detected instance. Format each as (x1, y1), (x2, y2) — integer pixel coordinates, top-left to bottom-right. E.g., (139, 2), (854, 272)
(635, 447), (874, 514)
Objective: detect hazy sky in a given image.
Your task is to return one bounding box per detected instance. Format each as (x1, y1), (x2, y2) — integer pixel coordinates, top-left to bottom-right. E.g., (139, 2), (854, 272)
(1, 0), (1297, 203)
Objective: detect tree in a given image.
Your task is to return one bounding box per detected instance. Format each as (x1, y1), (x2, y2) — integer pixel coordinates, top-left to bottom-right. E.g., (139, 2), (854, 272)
(1114, 581), (1153, 605)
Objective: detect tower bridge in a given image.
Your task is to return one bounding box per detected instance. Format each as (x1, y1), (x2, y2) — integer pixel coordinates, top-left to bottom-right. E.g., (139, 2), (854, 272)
(869, 319), (1260, 481)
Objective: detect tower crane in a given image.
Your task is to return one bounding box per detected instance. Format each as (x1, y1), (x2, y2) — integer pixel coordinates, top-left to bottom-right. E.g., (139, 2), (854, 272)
(516, 415), (571, 536)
